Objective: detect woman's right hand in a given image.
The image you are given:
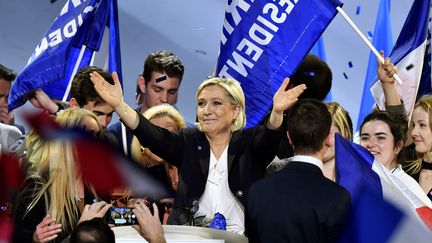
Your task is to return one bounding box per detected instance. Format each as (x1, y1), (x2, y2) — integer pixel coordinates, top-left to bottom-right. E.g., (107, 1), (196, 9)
(32, 215), (62, 243)
(89, 71), (124, 108)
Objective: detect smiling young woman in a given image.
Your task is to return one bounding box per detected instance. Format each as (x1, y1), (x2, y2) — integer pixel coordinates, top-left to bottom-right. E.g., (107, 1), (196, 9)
(404, 95), (432, 200)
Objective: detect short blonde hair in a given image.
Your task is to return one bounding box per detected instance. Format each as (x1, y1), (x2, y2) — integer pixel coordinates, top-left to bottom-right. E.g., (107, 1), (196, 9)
(131, 104), (186, 165)
(326, 102), (353, 141)
(195, 77), (246, 132)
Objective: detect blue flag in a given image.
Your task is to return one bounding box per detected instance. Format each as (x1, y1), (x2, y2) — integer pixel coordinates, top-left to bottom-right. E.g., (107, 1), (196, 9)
(215, 0), (342, 127)
(371, 0), (431, 117)
(9, 0), (122, 111)
(356, 0), (393, 131)
(334, 134), (383, 201)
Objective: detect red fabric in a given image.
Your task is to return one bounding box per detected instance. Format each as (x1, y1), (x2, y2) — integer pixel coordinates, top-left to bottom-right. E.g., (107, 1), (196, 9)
(416, 206), (432, 231)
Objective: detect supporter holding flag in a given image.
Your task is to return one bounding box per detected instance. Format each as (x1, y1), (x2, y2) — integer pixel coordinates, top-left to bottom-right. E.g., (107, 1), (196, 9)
(8, 0), (122, 111)
(216, 0), (342, 127)
(335, 111), (432, 230)
(371, 0), (431, 117)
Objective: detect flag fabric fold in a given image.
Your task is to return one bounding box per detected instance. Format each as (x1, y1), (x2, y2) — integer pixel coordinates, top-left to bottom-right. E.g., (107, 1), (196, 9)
(215, 0), (342, 127)
(371, 0), (431, 116)
(335, 134), (432, 231)
(9, 0), (122, 110)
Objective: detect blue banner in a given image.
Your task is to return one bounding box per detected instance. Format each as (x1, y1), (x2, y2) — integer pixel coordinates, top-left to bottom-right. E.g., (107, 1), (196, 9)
(9, 0), (122, 110)
(216, 0), (342, 127)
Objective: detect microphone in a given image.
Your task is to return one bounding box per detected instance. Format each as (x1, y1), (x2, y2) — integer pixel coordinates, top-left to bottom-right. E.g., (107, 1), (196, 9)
(189, 200), (199, 226)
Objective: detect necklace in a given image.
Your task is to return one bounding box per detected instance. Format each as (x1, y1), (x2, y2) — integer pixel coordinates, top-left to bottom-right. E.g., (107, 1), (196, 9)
(422, 161), (432, 170)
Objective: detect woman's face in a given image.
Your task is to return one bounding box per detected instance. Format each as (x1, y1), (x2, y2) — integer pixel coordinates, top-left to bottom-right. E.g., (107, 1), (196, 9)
(411, 107), (432, 154)
(196, 85), (239, 135)
(323, 121), (340, 163)
(360, 120), (400, 168)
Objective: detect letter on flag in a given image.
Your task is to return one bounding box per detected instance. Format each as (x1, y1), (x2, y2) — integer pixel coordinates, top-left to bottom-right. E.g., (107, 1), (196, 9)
(8, 0), (122, 111)
(215, 0), (343, 127)
(371, 0), (431, 117)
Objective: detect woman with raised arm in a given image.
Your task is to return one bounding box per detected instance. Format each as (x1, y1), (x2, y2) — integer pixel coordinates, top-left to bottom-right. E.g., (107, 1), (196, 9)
(90, 72), (306, 234)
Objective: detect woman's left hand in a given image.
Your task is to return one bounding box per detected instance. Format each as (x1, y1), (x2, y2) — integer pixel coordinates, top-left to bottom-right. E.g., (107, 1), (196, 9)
(272, 77), (306, 113)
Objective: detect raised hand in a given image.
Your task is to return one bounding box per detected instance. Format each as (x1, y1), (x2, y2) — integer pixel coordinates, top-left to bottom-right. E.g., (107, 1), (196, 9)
(272, 77), (307, 113)
(90, 71), (123, 108)
(377, 50), (398, 85)
(32, 215), (62, 243)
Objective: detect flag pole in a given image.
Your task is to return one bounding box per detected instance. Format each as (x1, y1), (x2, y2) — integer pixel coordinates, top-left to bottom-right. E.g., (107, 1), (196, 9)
(336, 6), (403, 85)
(62, 45), (87, 102)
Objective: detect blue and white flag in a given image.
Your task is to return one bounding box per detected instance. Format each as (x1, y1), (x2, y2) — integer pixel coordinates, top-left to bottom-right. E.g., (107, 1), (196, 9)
(335, 134), (432, 231)
(215, 0), (342, 127)
(371, 0), (431, 117)
(357, 0), (393, 130)
(8, 0), (122, 111)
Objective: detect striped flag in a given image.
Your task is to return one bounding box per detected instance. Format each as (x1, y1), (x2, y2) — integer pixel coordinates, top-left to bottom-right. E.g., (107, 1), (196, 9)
(335, 134), (432, 231)
(371, 0), (431, 117)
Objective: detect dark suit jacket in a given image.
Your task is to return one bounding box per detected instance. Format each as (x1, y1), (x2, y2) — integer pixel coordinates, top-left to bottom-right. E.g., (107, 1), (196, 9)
(132, 112), (283, 225)
(246, 161), (351, 243)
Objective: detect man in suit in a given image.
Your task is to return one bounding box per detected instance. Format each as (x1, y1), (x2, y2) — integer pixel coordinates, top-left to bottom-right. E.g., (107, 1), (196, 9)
(246, 99), (351, 243)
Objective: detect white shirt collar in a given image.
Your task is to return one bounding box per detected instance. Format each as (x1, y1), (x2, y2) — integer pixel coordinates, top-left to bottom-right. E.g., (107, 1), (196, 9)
(288, 155), (323, 171)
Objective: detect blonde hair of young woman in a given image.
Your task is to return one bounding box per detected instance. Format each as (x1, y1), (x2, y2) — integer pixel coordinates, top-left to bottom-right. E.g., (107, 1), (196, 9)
(131, 104), (186, 166)
(25, 108), (100, 233)
(405, 95), (432, 175)
(326, 102), (353, 141)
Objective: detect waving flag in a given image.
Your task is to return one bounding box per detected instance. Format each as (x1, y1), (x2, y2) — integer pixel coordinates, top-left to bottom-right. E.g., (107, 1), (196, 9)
(8, 0), (122, 111)
(338, 186), (432, 243)
(335, 134), (432, 230)
(357, 0), (393, 130)
(215, 0), (342, 127)
(371, 0), (431, 117)
(26, 112), (171, 199)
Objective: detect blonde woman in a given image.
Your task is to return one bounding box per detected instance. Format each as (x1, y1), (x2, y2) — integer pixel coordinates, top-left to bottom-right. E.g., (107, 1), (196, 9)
(13, 108), (110, 243)
(322, 102), (353, 181)
(91, 72), (305, 234)
(131, 104), (186, 191)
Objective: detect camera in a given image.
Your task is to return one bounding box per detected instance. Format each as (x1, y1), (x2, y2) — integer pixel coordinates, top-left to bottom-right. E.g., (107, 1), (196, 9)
(105, 207), (137, 225)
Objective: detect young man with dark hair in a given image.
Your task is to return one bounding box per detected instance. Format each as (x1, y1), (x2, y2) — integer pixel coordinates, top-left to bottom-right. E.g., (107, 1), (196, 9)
(109, 50), (185, 157)
(246, 99), (351, 243)
(69, 218), (115, 243)
(69, 66), (115, 130)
